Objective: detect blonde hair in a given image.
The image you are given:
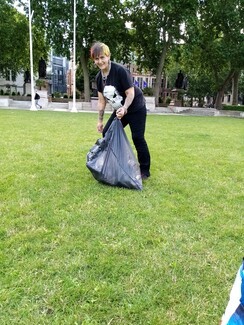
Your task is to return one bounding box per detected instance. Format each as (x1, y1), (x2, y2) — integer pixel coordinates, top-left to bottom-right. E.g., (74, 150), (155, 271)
(90, 42), (110, 59)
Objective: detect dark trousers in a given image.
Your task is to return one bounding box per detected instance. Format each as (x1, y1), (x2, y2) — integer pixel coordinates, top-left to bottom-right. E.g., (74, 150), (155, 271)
(103, 106), (151, 176)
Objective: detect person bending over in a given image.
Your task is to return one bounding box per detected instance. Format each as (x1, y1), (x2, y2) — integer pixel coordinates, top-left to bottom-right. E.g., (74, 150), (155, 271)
(90, 42), (151, 179)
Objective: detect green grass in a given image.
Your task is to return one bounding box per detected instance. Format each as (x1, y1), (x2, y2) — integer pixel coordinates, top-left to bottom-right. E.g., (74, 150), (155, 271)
(0, 109), (243, 325)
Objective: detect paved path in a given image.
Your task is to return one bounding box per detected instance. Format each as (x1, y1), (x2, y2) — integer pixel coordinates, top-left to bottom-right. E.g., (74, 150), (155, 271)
(0, 102), (243, 118)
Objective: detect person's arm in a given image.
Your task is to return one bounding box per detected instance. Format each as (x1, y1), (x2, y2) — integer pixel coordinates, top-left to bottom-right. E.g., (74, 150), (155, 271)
(116, 87), (135, 119)
(97, 91), (106, 133)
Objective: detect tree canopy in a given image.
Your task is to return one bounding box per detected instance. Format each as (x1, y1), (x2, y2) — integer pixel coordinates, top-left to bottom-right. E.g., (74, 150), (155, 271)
(126, 0), (199, 105)
(19, 0), (131, 101)
(0, 0), (49, 76)
(3, 0), (244, 108)
(181, 0), (244, 108)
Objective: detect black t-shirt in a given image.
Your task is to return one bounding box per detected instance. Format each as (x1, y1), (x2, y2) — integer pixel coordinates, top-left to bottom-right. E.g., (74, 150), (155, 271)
(96, 61), (145, 113)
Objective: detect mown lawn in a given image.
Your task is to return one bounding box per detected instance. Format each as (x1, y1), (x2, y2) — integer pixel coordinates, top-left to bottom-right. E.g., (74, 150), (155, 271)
(0, 109), (243, 325)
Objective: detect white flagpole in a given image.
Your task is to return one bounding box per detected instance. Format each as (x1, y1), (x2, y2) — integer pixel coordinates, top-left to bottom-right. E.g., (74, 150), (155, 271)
(71, 0), (77, 112)
(28, 0), (37, 111)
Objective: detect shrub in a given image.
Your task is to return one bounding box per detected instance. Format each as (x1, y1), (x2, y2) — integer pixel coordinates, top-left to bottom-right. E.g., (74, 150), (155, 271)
(36, 79), (46, 89)
(69, 92), (80, 100)
(143, 87), (154, 96)
(12, 92), (16, 96)
(53, 92), (61, 98)
(165, 97), (171, 105)
(222, 105), (244, 112)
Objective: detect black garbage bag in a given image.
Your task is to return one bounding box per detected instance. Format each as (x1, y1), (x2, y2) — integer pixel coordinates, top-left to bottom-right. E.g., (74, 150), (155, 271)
(86, 118), (142, 190)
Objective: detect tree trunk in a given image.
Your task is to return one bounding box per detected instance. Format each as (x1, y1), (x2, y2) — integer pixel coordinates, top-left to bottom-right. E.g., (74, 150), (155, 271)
(215, 89), (225, 109)
(215, 69), (235, 110)
(154, 43), (168, 107)
(79, 50), (90, 102)
(232, 70), (240, 105)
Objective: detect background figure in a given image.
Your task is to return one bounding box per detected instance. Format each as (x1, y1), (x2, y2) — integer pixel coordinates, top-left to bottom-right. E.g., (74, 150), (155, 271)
(24, 69), (31, 83)
(38, 57), (46, 79)
(34, 92), (42, 109)
(175, 70), (184, 89)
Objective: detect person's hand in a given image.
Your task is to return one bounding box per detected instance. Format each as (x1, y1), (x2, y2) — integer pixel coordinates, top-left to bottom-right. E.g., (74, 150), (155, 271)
(97, 122), (103, 133)
(116, 106), (127, 119)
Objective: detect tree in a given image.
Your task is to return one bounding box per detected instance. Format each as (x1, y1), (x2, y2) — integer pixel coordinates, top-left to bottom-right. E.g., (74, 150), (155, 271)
(238, 71), (244, 104)
(127, 0), (199, 106)
(232, 70), (241, 105)
(20, 0), (131, 101)
(0, 0), (48, 76)
(182, 0), (244, 109)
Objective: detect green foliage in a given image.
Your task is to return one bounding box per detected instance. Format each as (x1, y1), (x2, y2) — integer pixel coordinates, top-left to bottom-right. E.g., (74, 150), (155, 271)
(126, 0), (200, 106)
(69, 91), (80, 99)
(222, 105), (244, 112)
(165, 96), (171, 105)
(53, 91), (61, 98)
(142, 87), (153, 96)
(0, 110), (243, 324)
(23, 0), (131, 101)
(239, 71), (244, 96)
(0, 1), (28, 72)
(25, 0), (131, 62)
(181, 0), (244, 108)
(186, 71), (215, 101)
(127, 0), (199, 69)
(35, 79), (46, 90)
(0, 0), (49, 74)
(11, 0), (243, 107)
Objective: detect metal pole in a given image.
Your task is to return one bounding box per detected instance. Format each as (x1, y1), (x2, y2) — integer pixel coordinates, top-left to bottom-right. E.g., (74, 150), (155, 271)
(28, 0), (37, 110)
(71, 0), (77, 112)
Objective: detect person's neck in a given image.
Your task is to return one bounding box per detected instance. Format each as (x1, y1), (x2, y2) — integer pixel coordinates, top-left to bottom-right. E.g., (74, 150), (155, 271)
(101, 61), (111, 77)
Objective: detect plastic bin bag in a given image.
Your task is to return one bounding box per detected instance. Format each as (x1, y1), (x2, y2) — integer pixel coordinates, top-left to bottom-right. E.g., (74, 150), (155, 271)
(86, 118), (143, 190)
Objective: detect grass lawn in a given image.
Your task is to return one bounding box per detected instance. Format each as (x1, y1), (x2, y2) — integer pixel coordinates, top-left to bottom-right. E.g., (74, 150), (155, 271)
(0, 109), (243, 325)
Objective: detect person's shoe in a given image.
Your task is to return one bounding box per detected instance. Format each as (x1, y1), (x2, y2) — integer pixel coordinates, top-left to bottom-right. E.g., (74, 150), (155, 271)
(141, 173), (150, 180)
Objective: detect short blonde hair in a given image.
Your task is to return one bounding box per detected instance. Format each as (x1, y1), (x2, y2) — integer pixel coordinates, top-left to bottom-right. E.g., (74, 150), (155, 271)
(90, 42), (110, 59)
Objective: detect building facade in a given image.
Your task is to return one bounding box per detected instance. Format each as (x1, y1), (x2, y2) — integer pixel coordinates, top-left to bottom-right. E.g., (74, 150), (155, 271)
(0, 51), (69, 96)
(46, 51), (69, 95)
(0, 70), (24, 95)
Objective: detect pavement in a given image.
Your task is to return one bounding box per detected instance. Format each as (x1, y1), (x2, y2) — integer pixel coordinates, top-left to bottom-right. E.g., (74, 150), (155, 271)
(0, 100), (243, 118)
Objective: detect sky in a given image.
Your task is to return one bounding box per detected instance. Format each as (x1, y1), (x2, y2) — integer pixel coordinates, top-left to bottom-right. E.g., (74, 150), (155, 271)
(14, 0), (26, 14)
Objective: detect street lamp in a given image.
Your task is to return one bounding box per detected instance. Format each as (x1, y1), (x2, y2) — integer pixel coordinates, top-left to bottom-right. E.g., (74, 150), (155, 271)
(28, 0), (37, 111)
(71, 0), (77, 112)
